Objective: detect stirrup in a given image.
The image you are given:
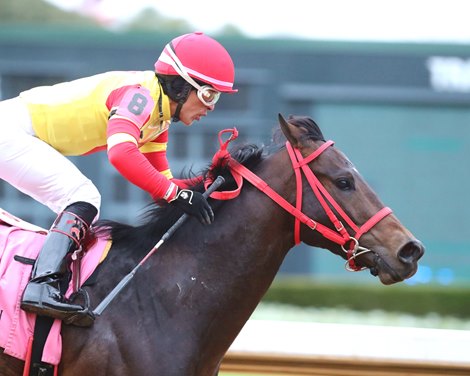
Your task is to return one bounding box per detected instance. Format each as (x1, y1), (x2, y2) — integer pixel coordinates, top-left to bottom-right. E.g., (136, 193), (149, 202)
(64, 289), (95, 327)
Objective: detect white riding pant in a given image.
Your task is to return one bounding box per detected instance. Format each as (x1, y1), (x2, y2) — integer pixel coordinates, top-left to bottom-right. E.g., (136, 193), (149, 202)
(0, 97), (101, 216)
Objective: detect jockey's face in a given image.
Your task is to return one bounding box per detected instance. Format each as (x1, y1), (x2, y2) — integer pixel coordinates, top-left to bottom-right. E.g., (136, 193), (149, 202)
(175, 90), (215, 126)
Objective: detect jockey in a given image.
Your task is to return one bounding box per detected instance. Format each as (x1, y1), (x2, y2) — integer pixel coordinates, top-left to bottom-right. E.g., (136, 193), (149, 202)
(0, 32), (237, 325)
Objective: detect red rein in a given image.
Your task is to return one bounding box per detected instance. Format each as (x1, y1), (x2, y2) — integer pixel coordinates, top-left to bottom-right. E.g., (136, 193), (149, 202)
(205, 128), (392, 271)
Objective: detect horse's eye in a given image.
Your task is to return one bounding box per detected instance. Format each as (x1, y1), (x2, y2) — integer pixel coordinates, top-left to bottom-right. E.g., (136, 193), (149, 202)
(335, 178), (354, 191)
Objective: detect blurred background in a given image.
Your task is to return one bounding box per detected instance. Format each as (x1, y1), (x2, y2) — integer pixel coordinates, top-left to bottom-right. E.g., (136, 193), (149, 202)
(1, 0), (470, 328)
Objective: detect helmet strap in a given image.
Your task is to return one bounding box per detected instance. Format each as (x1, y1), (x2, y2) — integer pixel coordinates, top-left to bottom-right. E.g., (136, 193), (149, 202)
(157, 74), (193, 122)
(171, 82), (193, 122)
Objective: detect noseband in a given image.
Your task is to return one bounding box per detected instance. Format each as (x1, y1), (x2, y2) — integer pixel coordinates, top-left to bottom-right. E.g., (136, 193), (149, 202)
(206, 129), (392, 272)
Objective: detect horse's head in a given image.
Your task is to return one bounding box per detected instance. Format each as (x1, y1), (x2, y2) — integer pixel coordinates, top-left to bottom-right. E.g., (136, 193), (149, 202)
(278, 114), (424, 285)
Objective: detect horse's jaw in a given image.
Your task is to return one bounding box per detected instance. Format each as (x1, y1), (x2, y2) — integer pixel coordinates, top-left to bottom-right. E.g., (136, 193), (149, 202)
(373, 256), (414, 285)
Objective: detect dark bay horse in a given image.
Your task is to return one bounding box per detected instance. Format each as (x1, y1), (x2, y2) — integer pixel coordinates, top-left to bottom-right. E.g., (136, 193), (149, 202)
(0, 114), (424, 376)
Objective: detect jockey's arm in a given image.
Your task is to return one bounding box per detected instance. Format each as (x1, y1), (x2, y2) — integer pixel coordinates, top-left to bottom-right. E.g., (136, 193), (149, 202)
(107, 141), (177, 201)
(106, 86), (178, 202)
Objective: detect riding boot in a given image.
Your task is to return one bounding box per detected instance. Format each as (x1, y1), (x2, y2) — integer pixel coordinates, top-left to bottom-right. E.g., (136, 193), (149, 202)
(21, 202), (97, 323)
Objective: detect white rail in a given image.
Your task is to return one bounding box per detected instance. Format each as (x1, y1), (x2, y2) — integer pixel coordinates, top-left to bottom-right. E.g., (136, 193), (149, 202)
(221, 320), (470, 375)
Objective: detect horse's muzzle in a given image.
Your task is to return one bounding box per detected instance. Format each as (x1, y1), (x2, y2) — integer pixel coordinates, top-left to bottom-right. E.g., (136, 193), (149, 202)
(370, 239), (425, 285)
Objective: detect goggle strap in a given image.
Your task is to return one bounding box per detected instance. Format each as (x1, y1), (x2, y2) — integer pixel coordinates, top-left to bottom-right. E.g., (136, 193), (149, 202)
(162, 44), (220, 106)
(163, 43), (205, 92)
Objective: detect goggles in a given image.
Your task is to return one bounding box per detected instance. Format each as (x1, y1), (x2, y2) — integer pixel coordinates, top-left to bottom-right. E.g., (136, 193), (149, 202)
(196, 85), (220, 106)
(162, 43), (221, 107)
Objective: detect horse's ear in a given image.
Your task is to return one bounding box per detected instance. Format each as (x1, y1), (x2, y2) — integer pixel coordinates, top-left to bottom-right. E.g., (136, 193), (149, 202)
(278, 113), (308, 148)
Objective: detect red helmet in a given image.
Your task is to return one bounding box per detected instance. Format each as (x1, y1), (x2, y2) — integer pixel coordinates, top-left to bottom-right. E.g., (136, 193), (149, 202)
(155, 32), (237, 93)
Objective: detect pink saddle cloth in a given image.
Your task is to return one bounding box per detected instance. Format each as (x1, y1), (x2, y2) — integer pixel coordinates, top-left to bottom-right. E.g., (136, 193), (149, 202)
(0, 219), (110, 365)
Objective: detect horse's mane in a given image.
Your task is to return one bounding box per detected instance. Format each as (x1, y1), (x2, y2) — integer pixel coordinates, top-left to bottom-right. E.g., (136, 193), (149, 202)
(92, 115), (324, 252)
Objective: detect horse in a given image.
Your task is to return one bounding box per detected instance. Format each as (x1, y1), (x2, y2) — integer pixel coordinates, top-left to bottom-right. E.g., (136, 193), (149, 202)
(0, 114), (424, 376)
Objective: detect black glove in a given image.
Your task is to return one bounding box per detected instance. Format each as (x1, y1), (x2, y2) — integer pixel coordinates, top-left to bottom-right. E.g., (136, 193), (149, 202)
(173, 189), (214, 225)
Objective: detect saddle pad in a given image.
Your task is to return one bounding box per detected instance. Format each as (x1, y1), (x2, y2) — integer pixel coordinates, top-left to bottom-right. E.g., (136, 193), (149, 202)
(0, 223), (110, 365)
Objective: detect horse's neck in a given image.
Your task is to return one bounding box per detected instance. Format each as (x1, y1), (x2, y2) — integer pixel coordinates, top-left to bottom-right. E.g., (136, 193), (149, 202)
(63, 169), (298, 374)
(169, 188), (294, 331)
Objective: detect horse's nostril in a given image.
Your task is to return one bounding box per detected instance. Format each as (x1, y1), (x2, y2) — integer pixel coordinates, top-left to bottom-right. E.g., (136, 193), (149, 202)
(398, 240), (425, 264)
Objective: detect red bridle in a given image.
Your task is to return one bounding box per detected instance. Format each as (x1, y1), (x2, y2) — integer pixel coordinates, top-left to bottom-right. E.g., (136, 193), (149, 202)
(205, 128), (392, 271)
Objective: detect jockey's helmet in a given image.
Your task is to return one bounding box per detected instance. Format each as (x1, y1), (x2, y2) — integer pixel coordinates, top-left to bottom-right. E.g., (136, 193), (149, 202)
(155, 32), (237, 94)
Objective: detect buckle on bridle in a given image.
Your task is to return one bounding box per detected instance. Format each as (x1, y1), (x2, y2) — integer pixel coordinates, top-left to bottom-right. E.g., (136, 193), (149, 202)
(335, 221), (344, 232)
(307, 219), (317, 230)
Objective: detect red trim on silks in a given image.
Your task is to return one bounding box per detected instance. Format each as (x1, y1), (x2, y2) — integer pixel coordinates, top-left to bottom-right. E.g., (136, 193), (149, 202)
(107, 141), (173, 201)
(205, 128), (393, 272)
(22, 336), (33, 376)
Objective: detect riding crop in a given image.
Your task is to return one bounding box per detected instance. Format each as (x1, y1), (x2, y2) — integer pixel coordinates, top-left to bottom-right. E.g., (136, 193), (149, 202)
(92, 175), (225, 317)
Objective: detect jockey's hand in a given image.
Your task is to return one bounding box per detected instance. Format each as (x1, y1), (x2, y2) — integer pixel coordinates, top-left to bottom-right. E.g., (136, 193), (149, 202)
(173, 189), (214, 225)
